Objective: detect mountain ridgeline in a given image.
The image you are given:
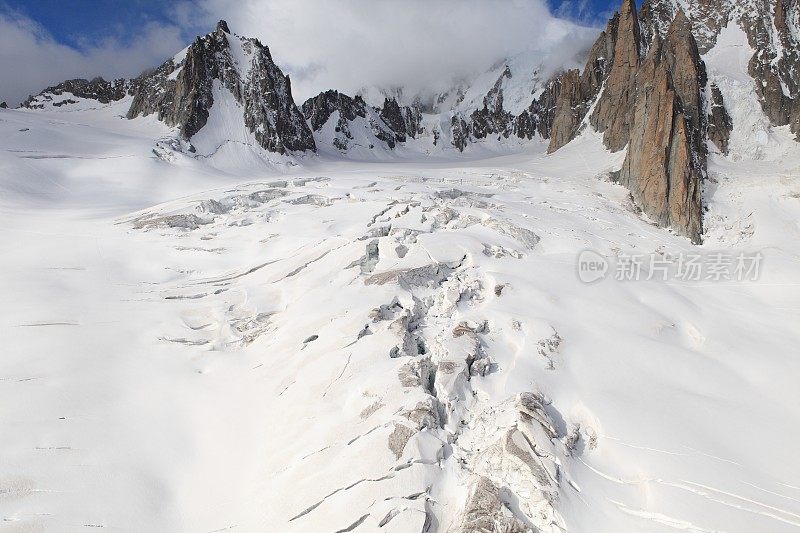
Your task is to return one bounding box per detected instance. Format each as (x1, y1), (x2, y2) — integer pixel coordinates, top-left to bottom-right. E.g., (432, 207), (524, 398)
(19, 0), (800, 243)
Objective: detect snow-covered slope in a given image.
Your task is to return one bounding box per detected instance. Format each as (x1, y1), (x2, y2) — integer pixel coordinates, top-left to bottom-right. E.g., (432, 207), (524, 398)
(4, 1), (800, 530)
(2, 77), (800, 531)
(703, 22), (790, 159)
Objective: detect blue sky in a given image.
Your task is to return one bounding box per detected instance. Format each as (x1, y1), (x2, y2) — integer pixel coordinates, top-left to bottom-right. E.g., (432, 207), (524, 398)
(3, 0), (198, 45)
(5, 0), (619, 49)
(0, 0), (623, 106)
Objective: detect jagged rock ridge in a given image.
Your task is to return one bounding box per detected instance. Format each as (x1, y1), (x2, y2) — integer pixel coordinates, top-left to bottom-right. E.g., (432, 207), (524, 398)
(545, 0), (723, 242)
(638, 0), (800, 139)
(300, 90), (418, 151)
(22, 77), (128, 109)
(23, 21), (315, 155)
(617, 10), (706, 242)
(447, 66), (568, 152)
(127, 20), (315, 154)
(540, 0), (800, 242)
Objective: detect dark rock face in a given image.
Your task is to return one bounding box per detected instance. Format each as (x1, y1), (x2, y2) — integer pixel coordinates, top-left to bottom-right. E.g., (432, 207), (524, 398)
(447, 66), (566, 151)
(707, 82), (732, 154)
(451, 115), (470, 152)
(639, 0), (800, 141)
(22, 77), (128, 108)
(446, 67), (516, 151)
(380, 97), (422, 142)
(127, 20), (315, 154)
(527, 77), (563, 140)
(469, 66), (516, 141)
(591, 0), (642, 152)
(617, 11), (706, 243)
(513, 109), (536, 139)
(0, 102), (7, 109)
(301, 90), (403, 150)
(302, 90), (353, 131)
(744, 0), (800, 139)
(547, 0), (707, 241)
(547, 13), (618, 152)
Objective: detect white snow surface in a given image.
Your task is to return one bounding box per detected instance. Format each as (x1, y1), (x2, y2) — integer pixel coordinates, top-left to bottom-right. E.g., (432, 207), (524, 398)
(357, 44), (584, 116)
(2, 86), (800, 533)
(703, 22), (791, 160)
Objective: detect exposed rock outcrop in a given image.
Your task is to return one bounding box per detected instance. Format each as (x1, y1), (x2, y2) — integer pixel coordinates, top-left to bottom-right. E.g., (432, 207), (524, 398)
(450, 476), (529, 533)
(451, 115), (471, 152)
(301, 90), (403, 151)
(547, 70), (589, 152)
(379, 97), (422, 142)
(448, 65), (572, 151)
(545, 0), (800, 239)
(616, 11), (705, 243)
(547, 0), (707, 242)
(22, 77), (128, 109)
(468, 66), (516, 141)
(742, 0), (800, 139)
(0, 102), (7, 109)
(639, 0), (800, 141)
(707, 82), (732, 154)
(547, 13), (619, 152)
(591, 0), (642, 152)
(524, 77), (563, 140)
(127, 20), (315, 154)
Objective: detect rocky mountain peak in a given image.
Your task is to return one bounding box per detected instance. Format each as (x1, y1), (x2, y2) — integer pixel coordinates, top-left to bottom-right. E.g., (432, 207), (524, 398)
(215, 19), (231, 34)
(379, 97), (422, 142)
(544, 0), (800, 242)
(301, 90), (419, 152)
(616, 5), (705, 242)
(664, 8), (707, 130)
(638, 0), (800, 140)
(22, 77), (128, 109)
(545, 0), (708, 241)
(590, 0), (642, 151)
(127, 21), (314, 154)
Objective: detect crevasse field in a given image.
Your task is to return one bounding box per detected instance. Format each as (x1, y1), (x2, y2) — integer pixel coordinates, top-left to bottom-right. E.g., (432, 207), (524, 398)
(2, 26), (800, 533)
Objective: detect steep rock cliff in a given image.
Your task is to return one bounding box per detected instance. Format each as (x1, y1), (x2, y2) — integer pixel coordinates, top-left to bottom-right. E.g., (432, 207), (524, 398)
(127, 20), (315, 154)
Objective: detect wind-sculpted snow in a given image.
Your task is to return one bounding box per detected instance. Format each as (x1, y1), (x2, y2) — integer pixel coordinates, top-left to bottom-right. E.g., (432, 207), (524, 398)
(116, 171), (587, 530)
(91, 156), (800, 530)
(103, 155), (800, 531)
(3, 101), (800, 532)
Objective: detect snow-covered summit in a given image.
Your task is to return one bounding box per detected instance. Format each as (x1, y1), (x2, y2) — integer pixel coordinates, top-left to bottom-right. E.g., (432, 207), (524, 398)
(125, 20), (316, 155)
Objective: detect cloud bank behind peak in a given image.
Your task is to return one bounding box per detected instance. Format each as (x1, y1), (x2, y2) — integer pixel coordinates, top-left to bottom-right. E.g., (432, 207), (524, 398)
(1, 0), (600, 108)
(191, 0), (599, 103)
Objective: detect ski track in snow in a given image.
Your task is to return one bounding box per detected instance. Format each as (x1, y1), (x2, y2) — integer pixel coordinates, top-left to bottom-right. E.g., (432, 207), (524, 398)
(2, 82), (800, 532)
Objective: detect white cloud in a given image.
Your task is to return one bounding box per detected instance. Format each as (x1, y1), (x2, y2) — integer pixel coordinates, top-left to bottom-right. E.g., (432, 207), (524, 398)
(184, 0), (599, 103)
(0, 1), (600, 108)
(0, 10), (185, 106)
